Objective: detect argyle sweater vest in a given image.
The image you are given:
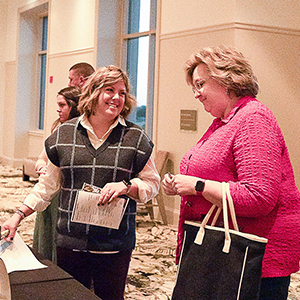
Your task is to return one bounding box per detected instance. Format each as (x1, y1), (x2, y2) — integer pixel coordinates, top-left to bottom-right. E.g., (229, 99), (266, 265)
(45, 117), (153, 251)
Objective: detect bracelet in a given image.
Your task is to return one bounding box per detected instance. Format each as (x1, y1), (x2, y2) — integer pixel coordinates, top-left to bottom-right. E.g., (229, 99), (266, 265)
(15, 209), (26, 220)
(122, 180), (132, 194)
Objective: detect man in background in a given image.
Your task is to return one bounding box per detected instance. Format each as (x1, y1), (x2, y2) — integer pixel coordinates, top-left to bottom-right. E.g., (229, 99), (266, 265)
(68, 62), (95, 88)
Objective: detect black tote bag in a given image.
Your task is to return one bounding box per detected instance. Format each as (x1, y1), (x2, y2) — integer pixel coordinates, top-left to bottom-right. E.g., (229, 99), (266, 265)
(172, 182), (268, 300)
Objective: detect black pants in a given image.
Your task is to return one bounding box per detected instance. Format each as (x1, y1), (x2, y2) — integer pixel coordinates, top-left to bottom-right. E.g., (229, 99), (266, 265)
(56, 247), (132, 300)
(259, 276), (290, 300)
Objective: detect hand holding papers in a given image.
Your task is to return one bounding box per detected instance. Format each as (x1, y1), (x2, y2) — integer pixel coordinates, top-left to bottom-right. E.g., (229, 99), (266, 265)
(0, 232), (46, 274)
(71, 183), (128, 230)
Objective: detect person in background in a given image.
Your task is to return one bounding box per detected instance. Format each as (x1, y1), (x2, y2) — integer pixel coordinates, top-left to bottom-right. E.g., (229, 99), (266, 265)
(35, 86), (81, 175)
(36, 62), (93, 175)
(68, 62), (95, 89)
(33, 86), (81, 262)
(162, 45), (300, 300)
(2, 65), (160, 300)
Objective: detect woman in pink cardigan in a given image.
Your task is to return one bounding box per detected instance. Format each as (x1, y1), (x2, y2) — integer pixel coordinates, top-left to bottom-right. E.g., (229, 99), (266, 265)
(162, 46), (300, 300)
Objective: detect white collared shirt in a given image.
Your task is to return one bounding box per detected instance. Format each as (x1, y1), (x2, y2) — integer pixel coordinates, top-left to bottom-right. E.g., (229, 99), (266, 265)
(24, 115), (160, 211)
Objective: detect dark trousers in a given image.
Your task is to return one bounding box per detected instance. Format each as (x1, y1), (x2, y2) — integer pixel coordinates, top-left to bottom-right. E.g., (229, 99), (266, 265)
(259, 276), (290, 300)
(56, 247), (132, 300)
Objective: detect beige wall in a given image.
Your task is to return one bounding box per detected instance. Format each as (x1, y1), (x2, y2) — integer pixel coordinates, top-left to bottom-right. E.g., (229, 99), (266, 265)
(43, 0), (97, 147)
(160, 0), (236, 34)
(45, 0), (96, 136)
(235, 0), (300, 29)
(49, 1), (96, 54)
(160, 0), (300, 34)
(154, 0), (300, 224)
(0, 0), (97, 166)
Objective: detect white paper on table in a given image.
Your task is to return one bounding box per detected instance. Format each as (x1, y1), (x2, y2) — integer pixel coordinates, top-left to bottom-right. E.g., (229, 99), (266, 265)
(0, 232), (47, 274)
(71, 190), (128, 230)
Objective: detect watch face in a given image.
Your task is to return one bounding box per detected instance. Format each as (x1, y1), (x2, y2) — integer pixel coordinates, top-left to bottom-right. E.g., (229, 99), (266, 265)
(195, 180), (205, 192)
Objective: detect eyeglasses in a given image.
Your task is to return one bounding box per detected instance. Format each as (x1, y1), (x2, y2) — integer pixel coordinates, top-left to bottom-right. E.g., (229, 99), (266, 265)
(192, 77), (211, 94)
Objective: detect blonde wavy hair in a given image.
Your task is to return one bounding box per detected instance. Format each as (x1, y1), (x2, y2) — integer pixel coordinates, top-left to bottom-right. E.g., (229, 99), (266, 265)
(185, 45), (259, 97)
(78, 65), (136, 119)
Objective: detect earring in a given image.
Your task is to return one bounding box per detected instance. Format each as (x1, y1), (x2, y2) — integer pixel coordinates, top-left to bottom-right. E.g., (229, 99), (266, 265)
(226, 89), (229, 96)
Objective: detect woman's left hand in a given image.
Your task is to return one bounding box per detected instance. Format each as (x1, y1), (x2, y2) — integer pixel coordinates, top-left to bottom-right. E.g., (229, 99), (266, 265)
(97, 182), (128, 205)
(171, 174), (199, 196)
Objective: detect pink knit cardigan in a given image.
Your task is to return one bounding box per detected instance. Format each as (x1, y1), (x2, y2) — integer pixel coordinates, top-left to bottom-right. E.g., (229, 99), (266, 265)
(178, 96), (300, 278)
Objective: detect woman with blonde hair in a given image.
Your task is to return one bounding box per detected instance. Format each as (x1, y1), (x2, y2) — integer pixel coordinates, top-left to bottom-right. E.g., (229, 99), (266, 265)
(163, 46), (300, 300)
(2, 65), (160, 300)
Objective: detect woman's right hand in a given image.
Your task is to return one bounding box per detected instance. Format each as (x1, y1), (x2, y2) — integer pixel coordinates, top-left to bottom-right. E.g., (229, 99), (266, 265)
(1, 214), (22, 242)
(162, 173), (177, 195)
(36, 164), (47, 175)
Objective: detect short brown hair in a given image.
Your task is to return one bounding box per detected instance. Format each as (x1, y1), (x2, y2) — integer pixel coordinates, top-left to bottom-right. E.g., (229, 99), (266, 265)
(78, 65), (136, 119)
(185, 45), (259, 97)
(69, 62), (95, 80)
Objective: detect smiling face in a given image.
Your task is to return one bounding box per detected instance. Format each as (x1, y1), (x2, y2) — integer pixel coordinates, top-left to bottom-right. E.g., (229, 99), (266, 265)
(192, 64), (232, 119)
(56, 95), (72, 123)
(94, 81), (126, 122)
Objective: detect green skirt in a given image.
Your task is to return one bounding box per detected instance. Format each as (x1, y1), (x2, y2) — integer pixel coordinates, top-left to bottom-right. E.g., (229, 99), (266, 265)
(32, 191), (59, 263)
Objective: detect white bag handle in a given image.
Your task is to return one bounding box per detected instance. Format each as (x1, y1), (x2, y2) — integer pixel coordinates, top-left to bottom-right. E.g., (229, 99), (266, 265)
(224, 182), (239, 231)
(194, 182), (239, 253)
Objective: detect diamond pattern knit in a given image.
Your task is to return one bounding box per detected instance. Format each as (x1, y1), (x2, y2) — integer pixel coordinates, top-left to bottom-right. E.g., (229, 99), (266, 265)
(177, 96), (300, 277)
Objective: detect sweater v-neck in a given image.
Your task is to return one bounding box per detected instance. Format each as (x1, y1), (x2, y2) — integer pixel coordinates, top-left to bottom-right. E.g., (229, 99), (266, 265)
(77, 120), (125, 157)
(78, 114), (127, 151)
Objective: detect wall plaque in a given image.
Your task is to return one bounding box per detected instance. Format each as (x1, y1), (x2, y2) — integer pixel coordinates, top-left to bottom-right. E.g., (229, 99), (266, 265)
(180, 110), (197, 131)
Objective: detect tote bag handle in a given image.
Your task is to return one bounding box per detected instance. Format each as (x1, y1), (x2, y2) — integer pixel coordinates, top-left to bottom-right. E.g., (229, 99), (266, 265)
(195, 182), (239, 253)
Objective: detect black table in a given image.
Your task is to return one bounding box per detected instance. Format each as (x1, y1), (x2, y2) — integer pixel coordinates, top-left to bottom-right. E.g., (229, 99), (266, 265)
(9, 252), (101, 300)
